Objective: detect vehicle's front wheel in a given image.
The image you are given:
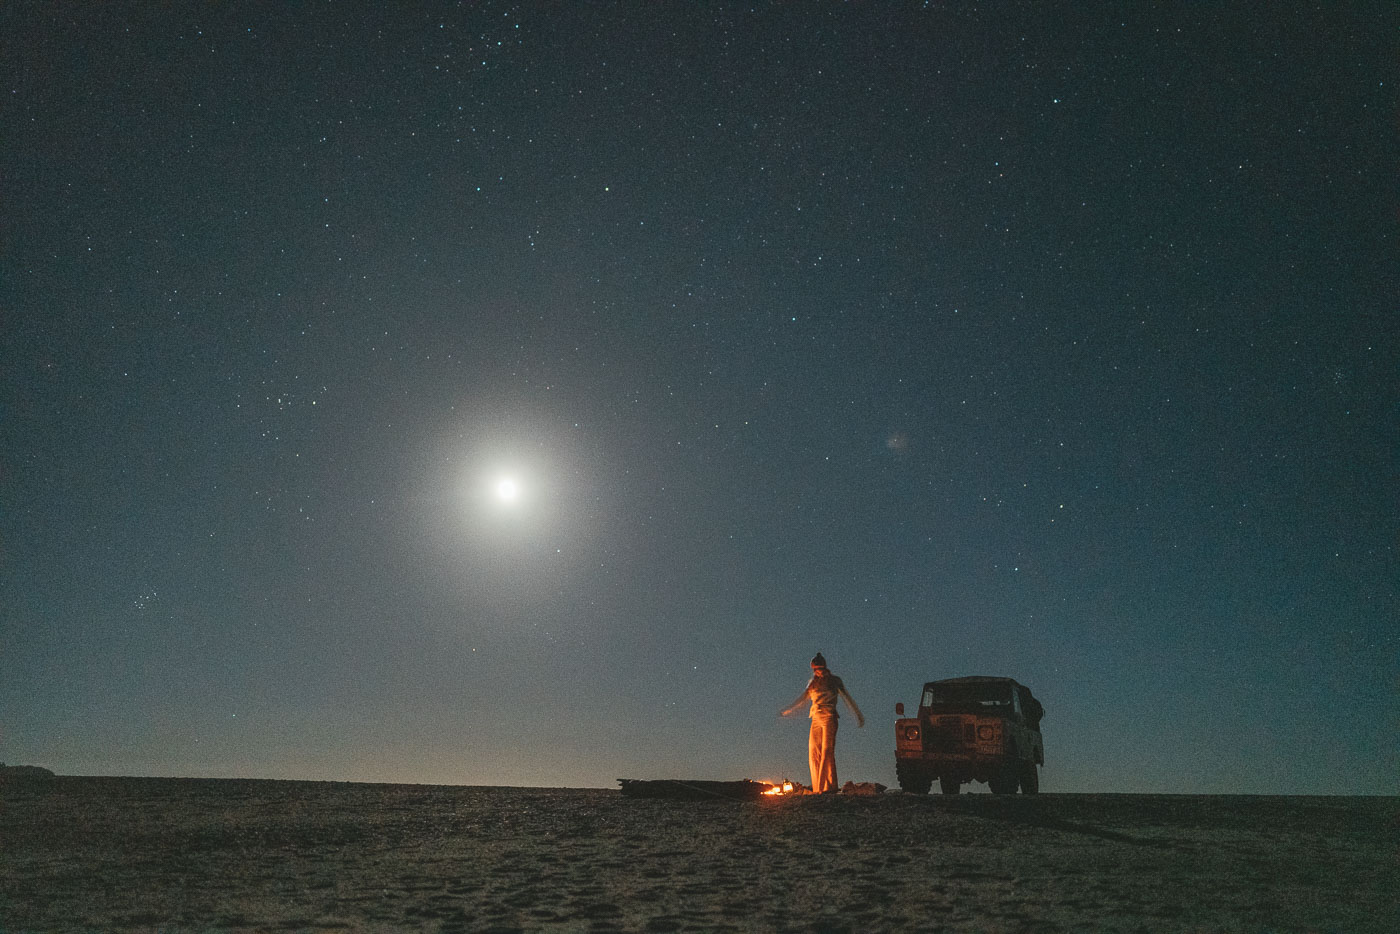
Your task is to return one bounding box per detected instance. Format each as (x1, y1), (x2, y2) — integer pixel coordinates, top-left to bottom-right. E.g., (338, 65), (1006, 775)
(988, 764), (1019, 795)
(1020, 763), (1039, 795)
(896, 761), (932, 795)
(939, 776), (960, 795)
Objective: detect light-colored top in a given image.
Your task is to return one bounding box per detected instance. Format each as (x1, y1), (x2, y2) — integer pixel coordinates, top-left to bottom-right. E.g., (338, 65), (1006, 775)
(781, 671), (865, 727)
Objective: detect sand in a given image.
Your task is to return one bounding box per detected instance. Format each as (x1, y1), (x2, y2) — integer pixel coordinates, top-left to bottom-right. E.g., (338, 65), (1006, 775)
(2, 777), (1395, 933)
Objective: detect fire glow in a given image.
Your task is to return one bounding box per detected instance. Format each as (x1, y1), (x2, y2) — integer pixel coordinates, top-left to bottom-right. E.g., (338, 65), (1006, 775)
(763, 780), (797, 796)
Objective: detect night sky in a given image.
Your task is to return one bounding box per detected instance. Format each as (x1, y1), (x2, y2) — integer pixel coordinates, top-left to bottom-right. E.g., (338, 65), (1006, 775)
(4, 4), (1396, 794)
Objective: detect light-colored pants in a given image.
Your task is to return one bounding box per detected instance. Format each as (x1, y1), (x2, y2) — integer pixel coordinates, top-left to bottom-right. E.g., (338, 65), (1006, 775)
(808, 713), (838, 793)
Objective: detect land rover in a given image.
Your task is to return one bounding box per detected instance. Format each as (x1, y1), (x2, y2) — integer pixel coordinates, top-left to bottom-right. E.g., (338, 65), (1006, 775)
(894, 675), (1044, 795)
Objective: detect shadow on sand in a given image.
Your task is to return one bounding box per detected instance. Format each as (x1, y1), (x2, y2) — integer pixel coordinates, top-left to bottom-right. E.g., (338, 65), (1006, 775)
(930, 795), (1165, 846)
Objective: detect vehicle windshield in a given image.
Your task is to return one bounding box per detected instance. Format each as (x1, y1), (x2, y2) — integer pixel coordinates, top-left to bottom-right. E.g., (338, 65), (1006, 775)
(921, 681), (1013, 712)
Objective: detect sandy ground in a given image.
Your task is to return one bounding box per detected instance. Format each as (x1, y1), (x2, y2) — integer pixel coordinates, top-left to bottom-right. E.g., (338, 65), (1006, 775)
(1, 777), (1395, 933)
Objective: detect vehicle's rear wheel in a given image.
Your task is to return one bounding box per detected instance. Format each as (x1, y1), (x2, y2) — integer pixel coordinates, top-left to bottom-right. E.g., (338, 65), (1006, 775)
(1020, 763), (1039, 795)
(896, 761), (932, 795)
(939, 776), (960, 795)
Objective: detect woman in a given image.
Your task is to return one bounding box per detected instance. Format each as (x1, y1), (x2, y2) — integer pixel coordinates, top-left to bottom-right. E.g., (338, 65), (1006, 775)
(779, 653), (864, 793)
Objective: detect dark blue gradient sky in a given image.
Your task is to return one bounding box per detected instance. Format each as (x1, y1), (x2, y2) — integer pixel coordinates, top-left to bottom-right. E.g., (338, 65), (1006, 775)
(4, 3), (1396, 793)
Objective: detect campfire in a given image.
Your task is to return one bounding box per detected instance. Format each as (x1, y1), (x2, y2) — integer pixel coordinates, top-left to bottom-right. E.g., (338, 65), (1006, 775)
(618, 778), (804, 800)
(617, 777), (878, 800)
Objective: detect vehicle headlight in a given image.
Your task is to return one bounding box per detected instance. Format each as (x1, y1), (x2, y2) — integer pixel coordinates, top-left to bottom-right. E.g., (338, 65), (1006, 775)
(903, 725), (920, 741)
(977, 725), (997, 741)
